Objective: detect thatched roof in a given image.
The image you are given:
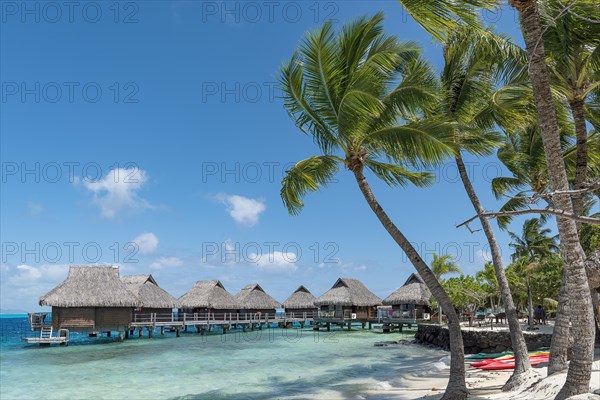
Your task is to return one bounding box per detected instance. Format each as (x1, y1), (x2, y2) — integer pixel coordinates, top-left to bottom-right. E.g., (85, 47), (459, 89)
(314, 278), (382, 307)
(235, 284), (281, 310)
(40, 265), (139, 307)
(283, 285), (317, 310)
(382, 273), (431, 306)
(178, 280), (238, 309)
(122, 275), (179, 309)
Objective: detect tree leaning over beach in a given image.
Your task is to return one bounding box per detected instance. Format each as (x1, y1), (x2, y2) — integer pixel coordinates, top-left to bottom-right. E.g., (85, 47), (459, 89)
(278, 13), (469, 400)
(397, 0), (597, 397)
(424, 25), (536, 389)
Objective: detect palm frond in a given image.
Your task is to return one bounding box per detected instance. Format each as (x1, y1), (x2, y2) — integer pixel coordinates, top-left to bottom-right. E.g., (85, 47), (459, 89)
(281, 156), (342, 215)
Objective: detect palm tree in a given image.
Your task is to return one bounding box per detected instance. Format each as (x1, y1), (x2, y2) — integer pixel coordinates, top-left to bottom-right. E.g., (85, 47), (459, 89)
(394, 1), (596, 395)
(509, 218), (559, 329)
(431, 253), (461, 324)
(540, 0), (600, 223)
(427, 26), (535, 388)
(508, 2), (595, 395)
(476, 262), (499, 310)
(278, 14), (468, 400)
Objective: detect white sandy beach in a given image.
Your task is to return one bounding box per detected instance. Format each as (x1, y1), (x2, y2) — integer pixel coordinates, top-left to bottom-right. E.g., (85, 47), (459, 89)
(363, 357), (600, 400)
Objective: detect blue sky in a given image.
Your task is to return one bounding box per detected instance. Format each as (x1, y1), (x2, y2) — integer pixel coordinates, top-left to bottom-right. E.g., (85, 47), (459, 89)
(0, 1), (571, 312)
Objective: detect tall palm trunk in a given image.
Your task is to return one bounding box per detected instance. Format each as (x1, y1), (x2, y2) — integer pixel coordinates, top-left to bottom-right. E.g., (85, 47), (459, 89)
(351, 165), (467, 400)
(549, 271), (571, 374)
(527, 277), (534, 329)
(455, 154), (531, 389)
(570, 99), (588, 226)
(511, 1), (595, 397)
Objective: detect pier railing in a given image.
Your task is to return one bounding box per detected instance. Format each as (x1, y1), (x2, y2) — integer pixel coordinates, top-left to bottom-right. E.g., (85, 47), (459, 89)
(131, 312), (315, 326)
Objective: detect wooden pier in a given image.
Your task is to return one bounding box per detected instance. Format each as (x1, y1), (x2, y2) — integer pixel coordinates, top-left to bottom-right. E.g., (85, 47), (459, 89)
(126, 311), (316, 339)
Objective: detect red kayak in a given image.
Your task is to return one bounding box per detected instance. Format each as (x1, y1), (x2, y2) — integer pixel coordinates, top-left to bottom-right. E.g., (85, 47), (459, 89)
(480, 356), (549, 371)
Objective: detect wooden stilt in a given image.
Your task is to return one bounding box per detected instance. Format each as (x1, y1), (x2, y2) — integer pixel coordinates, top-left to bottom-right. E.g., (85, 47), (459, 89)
(160, 326), (165, 336)
(176, 327), (181, 337)
(125, 330), (129, 339)
(326, 322), (330, 332)
(118, 331), (124, 342)
(138, 328), (143, 337)
(148, 327), (153, 339)
(368, 322), (372, 330)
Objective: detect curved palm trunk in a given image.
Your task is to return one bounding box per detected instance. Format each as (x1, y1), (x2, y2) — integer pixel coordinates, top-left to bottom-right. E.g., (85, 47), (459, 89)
(570, 99), (588, 227)
(455, 155), (531, 388)
(549, 270), (571, 375)
(351, 166), (467, 400)
(512, 1), (595, 397)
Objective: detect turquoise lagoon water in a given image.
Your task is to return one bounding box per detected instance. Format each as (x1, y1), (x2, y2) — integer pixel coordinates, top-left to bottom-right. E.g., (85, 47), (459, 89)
(0, 316), (449, 399)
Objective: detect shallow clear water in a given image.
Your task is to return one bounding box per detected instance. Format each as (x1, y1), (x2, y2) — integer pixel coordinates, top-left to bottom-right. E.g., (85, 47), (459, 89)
(0, 316), (448, 399)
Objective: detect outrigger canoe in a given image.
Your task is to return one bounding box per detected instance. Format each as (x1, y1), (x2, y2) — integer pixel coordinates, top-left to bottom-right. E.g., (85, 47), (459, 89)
(480, 355), (549, 370)
(470, 351), (549, 368)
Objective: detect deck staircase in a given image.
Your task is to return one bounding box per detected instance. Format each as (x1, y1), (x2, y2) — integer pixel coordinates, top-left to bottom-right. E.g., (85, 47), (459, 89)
(40, 326), (53, 339)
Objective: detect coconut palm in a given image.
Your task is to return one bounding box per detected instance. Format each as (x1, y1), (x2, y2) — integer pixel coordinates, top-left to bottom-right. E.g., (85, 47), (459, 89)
(278, 13), (468, 399)
(476, 262), (500, 310)
(509, 218), (559, 329)
(425, 26), (536, 388)
(540, 0), (600, 222)
(508, 2), (595, 395)
(431, 253), (461, 324)
(395, 1), (596, 394)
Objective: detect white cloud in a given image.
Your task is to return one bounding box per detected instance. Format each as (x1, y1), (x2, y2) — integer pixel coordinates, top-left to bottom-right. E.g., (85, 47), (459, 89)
(149, 256), (184, 270)
(81, 167), (151, 218)
(218, 194), (266, 226)
(132, 232), (159, 255)
(318, 260), (367, 273)
(249, 251), (298, 274)
(27, 202), (44, 217)
(1, 264), (70, 311)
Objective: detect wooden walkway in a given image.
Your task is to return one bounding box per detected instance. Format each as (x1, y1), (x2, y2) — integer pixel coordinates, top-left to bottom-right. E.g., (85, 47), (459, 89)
(127, 312), (315, 338)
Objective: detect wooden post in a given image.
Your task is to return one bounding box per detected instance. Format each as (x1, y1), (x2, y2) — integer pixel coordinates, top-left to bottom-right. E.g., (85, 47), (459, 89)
(138, 328), (143, 337)
(361, 322), (366, 330)
(399, 324), (403, 332)
(118, 331), (124, 342)
(176, 327), (181, 337)
(326, 322), (330, 332)
(368, 322), (372, 330)
(243, 324), (247, 332)
(347, 322), (351, 331)
(208, 324), (213, 333)
(160, 326), (165, 336)
(125, 330), (129, 339)
(107, 331), (111, 337)
(148, 326), (153, 339)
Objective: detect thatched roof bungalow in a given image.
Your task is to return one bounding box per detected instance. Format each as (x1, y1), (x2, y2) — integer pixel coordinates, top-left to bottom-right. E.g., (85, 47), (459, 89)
(178, 280), (238, 314)
(122, 275), (179, 319)
(382, 273), (432, 318)
(235, 283), (281, 317)
(314, 278), (381, 321)
(283, 285), (317, 315)
(40, 265), (139, 334)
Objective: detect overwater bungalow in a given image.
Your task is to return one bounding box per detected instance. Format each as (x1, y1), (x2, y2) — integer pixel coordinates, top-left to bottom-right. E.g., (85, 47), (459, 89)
(122, 274), (179, 322)
(382, 273), (432, 319)
(38, 265), (139, 339)
(283, 285), (317, 317)
(178, 280), (239, 316)
(234, 283), (281, 318)
(314, 278), (381, 322)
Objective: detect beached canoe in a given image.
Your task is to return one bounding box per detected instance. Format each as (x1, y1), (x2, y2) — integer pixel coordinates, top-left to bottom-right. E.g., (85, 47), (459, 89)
(466, 351), (512, 360)
(480, 355), (549, 371)
(470, 351), (550, 368)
